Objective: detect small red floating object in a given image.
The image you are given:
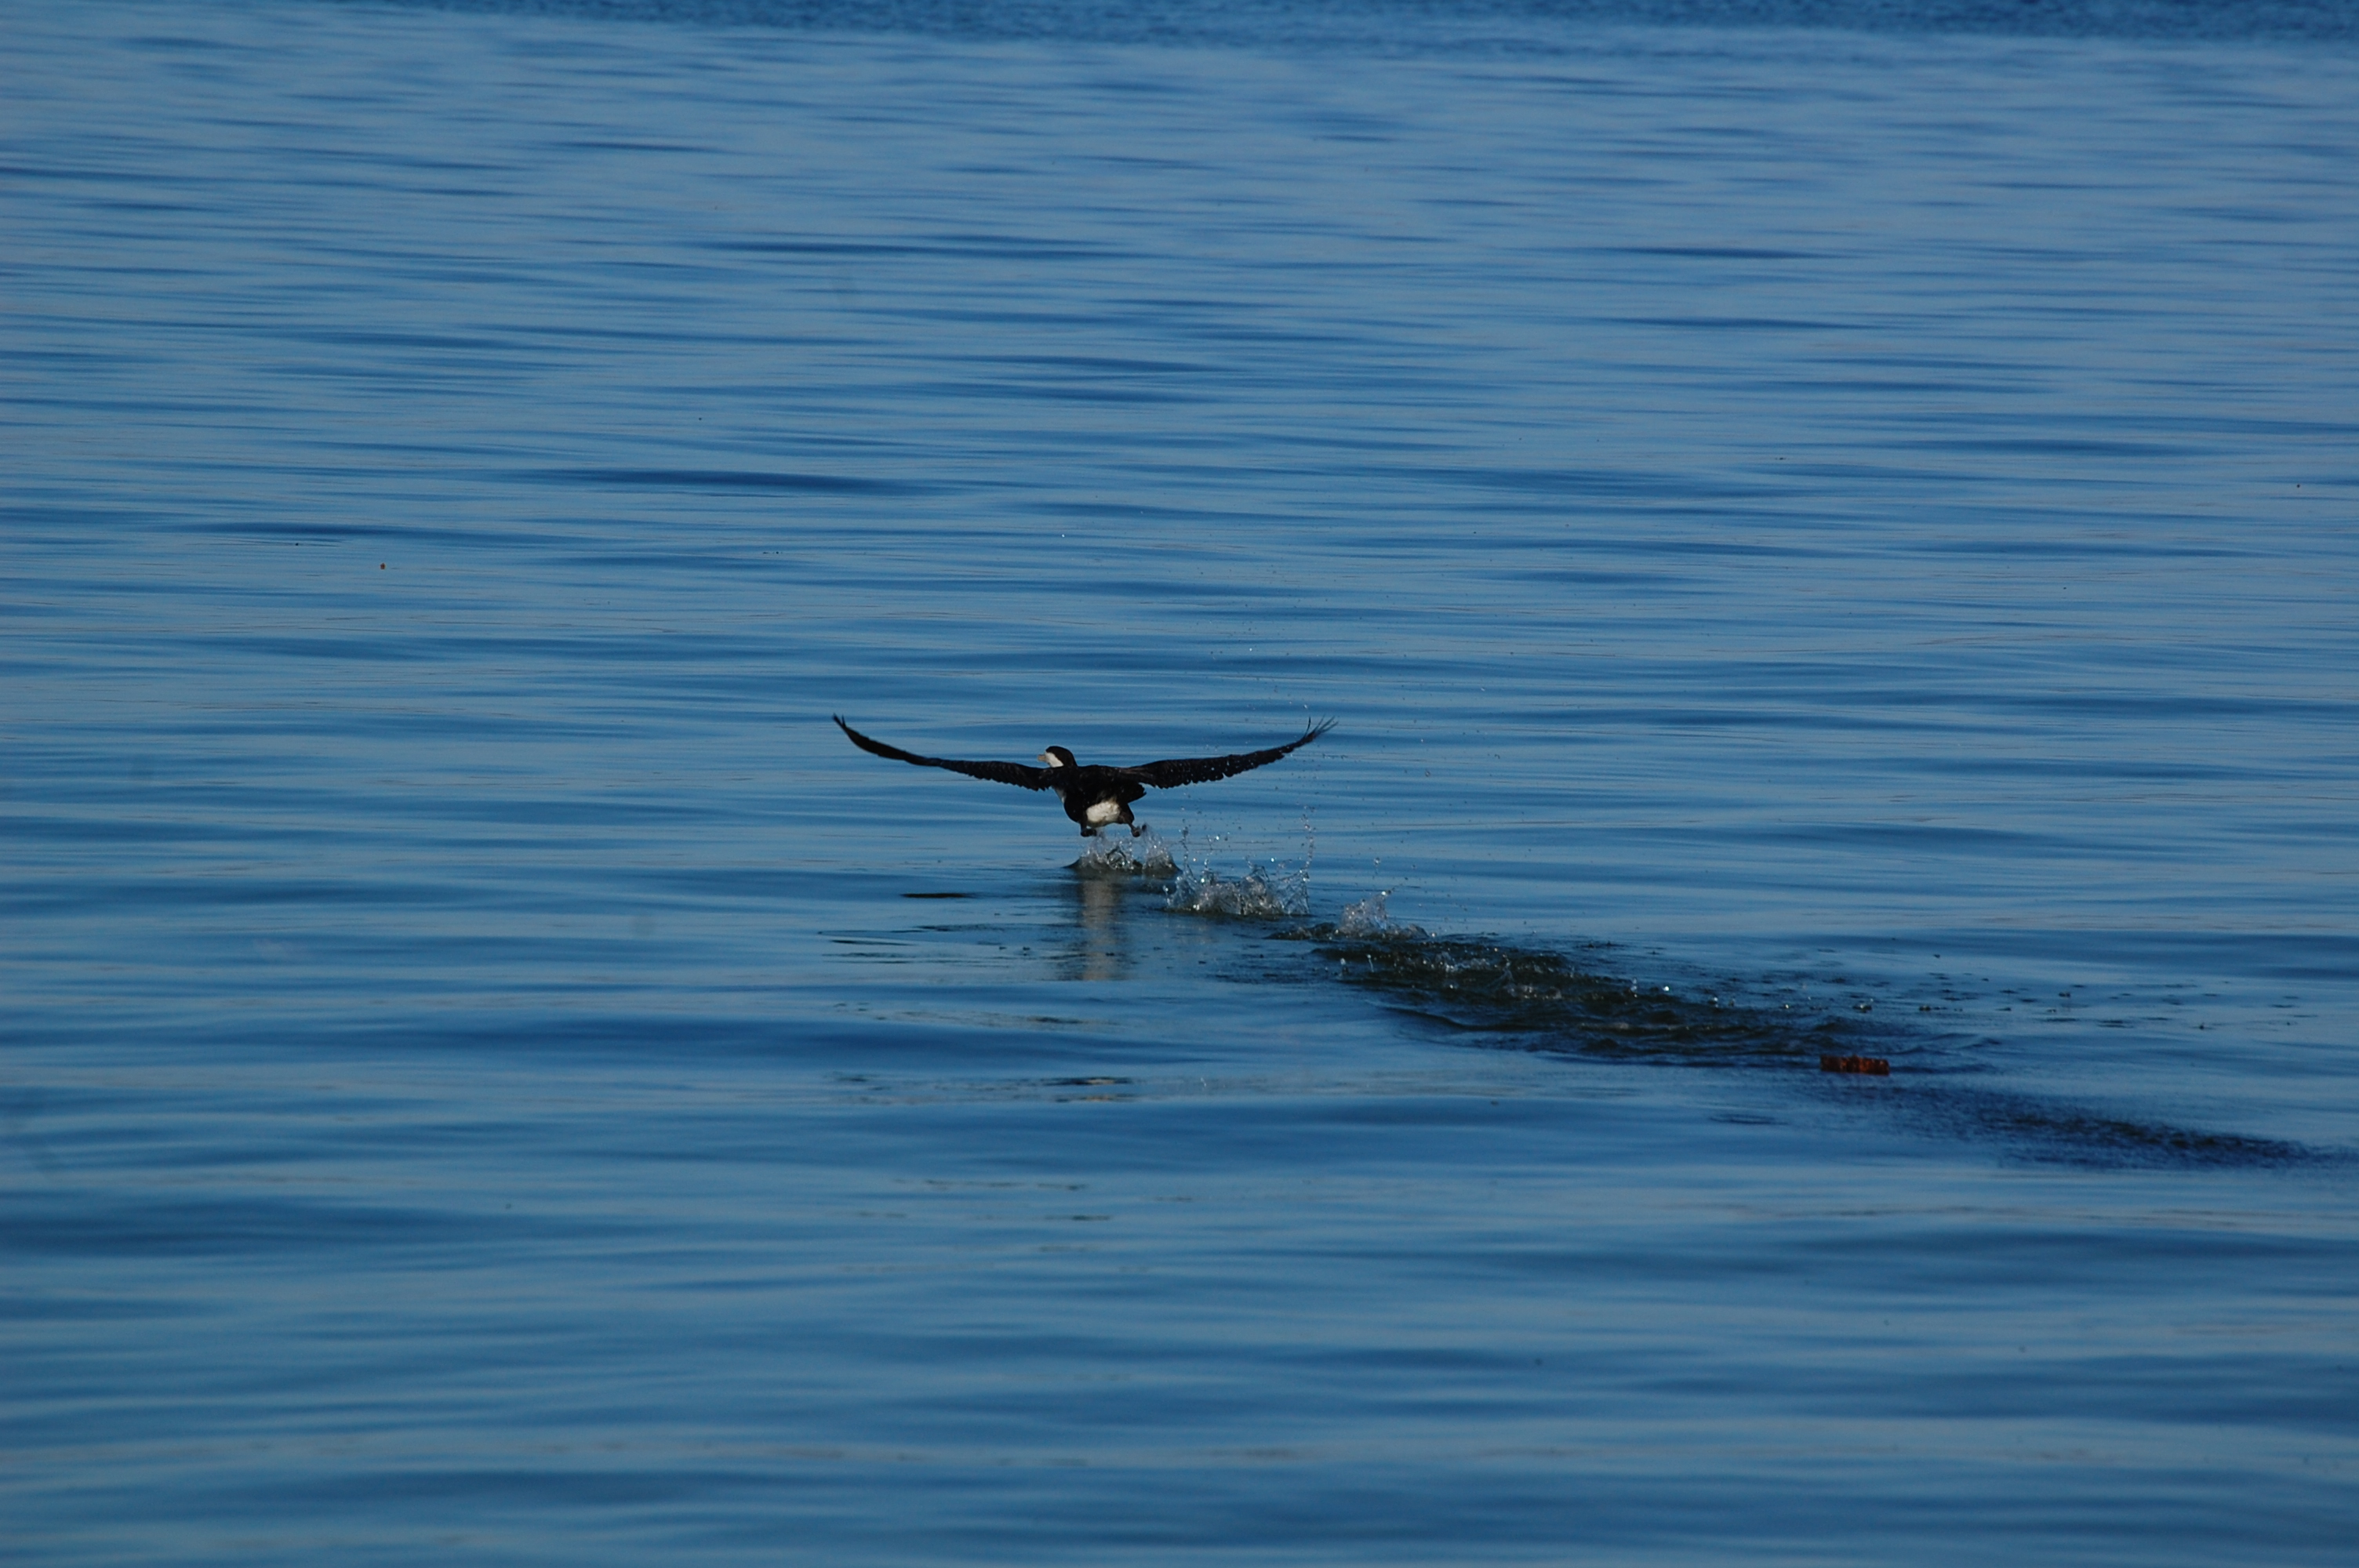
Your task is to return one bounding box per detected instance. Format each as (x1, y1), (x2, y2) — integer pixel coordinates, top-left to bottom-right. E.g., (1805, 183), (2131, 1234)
(1820, 1054), (1890, 1076)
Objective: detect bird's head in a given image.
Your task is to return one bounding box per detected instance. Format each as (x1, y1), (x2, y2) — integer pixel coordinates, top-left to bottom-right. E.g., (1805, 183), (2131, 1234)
(1039, 746), (1075, 769)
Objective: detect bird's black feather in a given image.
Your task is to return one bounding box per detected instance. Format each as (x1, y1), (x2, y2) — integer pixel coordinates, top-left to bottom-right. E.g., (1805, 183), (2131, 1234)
(1118, 719), (1336, 789)
(832, 717), (1053, 790)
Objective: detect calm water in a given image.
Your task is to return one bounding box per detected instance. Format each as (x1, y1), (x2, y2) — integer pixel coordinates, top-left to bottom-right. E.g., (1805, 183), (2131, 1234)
(5, 1), (2357, 1561)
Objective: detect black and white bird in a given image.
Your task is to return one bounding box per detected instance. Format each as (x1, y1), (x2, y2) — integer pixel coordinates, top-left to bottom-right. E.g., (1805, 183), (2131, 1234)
(833, 715), (1335, 837)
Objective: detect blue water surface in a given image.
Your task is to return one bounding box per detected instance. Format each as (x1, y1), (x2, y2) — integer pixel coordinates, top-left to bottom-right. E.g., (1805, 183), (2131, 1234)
(4, 0), (2356, 1561)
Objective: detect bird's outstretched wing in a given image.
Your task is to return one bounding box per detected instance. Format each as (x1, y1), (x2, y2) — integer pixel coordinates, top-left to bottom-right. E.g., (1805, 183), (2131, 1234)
(1119, 719), (1336, 789)
(834, 716), (1054, 790)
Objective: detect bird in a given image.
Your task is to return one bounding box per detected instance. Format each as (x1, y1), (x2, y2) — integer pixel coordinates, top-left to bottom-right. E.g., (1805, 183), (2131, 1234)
(833, 715), (1335, 837)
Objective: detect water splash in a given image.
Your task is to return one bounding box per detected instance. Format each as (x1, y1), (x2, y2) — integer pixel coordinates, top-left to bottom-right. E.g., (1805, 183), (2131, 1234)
(1154, 821), (1314, 919)
(1336, 890), (1425, 940)
(1167, 858), (1310, 919)
(1070, 829), (1176, 880)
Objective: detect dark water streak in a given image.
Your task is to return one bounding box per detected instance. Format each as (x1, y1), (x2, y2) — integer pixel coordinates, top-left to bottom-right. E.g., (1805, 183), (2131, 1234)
(1282, 912), (2325, 1166)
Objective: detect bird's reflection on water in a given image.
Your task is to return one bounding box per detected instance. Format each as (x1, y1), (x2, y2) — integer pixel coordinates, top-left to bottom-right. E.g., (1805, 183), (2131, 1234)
(1058, 861), (1141, 983)
(1061, 867), (1132, 981)
(1045, 829), (1183, 982)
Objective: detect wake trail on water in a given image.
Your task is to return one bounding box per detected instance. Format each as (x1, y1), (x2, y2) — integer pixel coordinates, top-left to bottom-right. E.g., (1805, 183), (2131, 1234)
(1085, 853), (2330, 1172)
(1305, 913), (2318, 1169)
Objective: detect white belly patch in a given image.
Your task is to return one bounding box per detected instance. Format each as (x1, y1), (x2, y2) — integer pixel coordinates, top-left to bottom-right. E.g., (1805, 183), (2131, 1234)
(1085, 799), (1129, 825)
